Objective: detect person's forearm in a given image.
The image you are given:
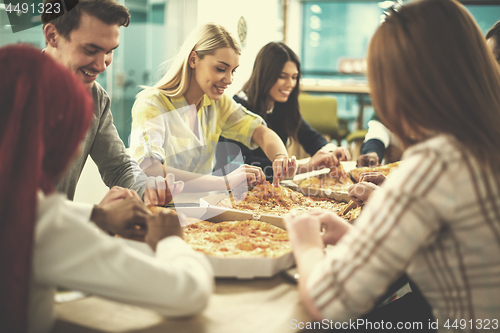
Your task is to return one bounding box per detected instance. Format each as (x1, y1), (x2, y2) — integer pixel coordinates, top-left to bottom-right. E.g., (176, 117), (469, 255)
(140, 158), (226, 192)
(163, 165), (226, 192)
(252, 125), (288, 161)
(297, 247), (326, 321)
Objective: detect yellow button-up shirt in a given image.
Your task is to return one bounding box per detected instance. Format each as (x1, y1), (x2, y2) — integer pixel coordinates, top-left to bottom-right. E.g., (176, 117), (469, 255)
(130, 90), (264, 174)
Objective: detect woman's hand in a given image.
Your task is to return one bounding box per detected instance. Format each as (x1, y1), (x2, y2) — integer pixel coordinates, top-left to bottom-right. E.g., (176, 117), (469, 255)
(283, 211), (324, 256)
(272, 154), (296, 186)
(145, 209), (183, 251)
(303, 147), (351, 173)
(226, 164), (266, 190)
(305, 150), (338, 173)
(305, 210), (353, 245)
(358, 171), (387, 185)
(144, 174), (184, 206)
(348, 182), (379, 206)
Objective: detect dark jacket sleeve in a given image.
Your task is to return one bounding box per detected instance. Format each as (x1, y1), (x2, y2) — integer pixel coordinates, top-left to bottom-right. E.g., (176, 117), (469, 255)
(214, 95), (274, 181)
(296, 120), (328, 156)
(360, 138), (385, 162)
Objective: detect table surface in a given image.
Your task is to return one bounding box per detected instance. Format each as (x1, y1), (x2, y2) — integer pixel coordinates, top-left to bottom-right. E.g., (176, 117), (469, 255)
(52, 275), (323, 333)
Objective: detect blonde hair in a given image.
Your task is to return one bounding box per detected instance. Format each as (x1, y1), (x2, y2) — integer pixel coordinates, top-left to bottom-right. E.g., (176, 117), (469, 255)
(140, 23), (241, 98)
(367, 0), (500, 169)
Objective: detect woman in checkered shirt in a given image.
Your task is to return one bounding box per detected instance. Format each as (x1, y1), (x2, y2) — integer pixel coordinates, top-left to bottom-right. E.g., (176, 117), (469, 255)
(284, 0), (500, 331)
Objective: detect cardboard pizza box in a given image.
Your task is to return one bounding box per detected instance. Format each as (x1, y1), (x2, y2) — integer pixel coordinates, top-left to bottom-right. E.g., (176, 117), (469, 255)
(280, 179), (351, 203)
(279, 161), (356, 203)
(198, 194), (285, 229)
(121, 206), (294, 279)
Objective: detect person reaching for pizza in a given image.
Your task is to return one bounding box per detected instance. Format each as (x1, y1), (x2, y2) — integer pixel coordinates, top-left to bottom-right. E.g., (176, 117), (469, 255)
(216, 42), (350, 182)
(0, 45), (213, 333)
(347, 172), (386, 206)
(284, 0), (500, 329)
(130, 23), (295, 187)
(41, 0), (182, 207)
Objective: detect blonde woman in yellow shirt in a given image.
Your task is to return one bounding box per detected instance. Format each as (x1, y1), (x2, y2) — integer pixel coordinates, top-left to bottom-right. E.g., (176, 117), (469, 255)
(131, 23), (295, 190)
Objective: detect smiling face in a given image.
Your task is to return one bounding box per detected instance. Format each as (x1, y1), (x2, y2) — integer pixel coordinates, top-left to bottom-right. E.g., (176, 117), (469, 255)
(187, 47), (240, 104)
(44, 12), (120, 90)
(268, 61), (298, 106)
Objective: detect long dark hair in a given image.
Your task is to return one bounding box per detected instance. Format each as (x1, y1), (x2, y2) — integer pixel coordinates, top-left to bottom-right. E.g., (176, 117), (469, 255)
(242, 42), (302, 141)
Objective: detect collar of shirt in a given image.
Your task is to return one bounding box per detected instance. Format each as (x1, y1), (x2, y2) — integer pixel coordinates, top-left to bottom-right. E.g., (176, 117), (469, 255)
(169, 94), (214, 111)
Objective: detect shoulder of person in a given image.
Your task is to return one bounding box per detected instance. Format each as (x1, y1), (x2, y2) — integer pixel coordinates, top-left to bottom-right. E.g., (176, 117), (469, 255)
(233, 91), (249, 104)
(91, 81), (110, 117)
(133, 88), (173, 111)
(403, 134), (461, 163)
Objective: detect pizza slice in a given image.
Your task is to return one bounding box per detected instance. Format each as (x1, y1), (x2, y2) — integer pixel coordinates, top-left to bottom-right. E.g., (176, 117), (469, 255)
(350, 161), (401, 182)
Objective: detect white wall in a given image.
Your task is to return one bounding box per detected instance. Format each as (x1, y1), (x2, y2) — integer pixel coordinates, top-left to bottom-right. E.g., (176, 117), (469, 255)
(195, 0), (302, 97)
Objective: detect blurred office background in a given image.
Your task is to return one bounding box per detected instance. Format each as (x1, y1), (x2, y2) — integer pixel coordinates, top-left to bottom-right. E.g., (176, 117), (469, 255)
(1, 0), (499, 145)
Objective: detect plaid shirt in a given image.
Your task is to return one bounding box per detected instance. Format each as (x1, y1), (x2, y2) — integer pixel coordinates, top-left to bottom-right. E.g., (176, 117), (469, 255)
(130, 91), (263, 174)
(308, 134), (500, 332)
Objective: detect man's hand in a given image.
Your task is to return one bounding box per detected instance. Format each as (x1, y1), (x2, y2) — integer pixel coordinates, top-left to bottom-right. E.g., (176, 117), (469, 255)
(357, 152), (379, 167)
(91, 186), (152, 240)
(307, 150), (339, 172)
(144, 174), (184, 206)
(145, 209), (183, 251)
(305, 147), (352, 173)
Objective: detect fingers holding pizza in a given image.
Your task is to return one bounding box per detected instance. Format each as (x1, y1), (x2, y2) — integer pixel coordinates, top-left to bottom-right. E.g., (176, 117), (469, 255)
(358, 171), (387, 185)
(272, 155), (297, 186)
(348, 182), (379, 207)
(144, 173), (185, 206)
(226, 164), (266, 189)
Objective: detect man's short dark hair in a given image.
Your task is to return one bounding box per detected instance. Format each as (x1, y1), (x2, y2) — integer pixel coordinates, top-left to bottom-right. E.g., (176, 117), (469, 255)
(42, 0), (130, 39)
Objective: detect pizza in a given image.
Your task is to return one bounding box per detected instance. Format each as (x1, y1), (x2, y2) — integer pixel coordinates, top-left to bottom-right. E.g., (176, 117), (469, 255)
(148, 205), (291, 257)
(298, 164), (353, 191)
(350, 161), (401, 182)
(217, 181), (345, 216)
(184, 219), (291, 258)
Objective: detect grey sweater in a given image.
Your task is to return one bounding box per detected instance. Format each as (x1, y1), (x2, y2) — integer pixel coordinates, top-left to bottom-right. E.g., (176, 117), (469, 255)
(56, 82), (146, 200)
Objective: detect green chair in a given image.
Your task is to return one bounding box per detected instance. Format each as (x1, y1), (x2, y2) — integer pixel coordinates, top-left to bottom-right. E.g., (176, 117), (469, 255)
(298, 93), (349, 145)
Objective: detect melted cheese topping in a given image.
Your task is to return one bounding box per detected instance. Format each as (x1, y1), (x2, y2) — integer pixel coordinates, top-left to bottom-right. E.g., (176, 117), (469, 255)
(218, 182), (345, 216)
(184, 220), (291, 258)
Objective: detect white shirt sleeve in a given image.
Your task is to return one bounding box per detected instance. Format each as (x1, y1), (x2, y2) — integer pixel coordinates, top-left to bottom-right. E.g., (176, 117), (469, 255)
(363, 120), (391, 148)
(33, 193), (213, 317)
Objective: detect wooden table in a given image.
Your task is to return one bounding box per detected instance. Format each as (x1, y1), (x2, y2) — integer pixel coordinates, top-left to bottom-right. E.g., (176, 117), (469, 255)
(51, 188), (324, 333)
(301, 82), (371, 130)
(52, 275), (318, 333)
